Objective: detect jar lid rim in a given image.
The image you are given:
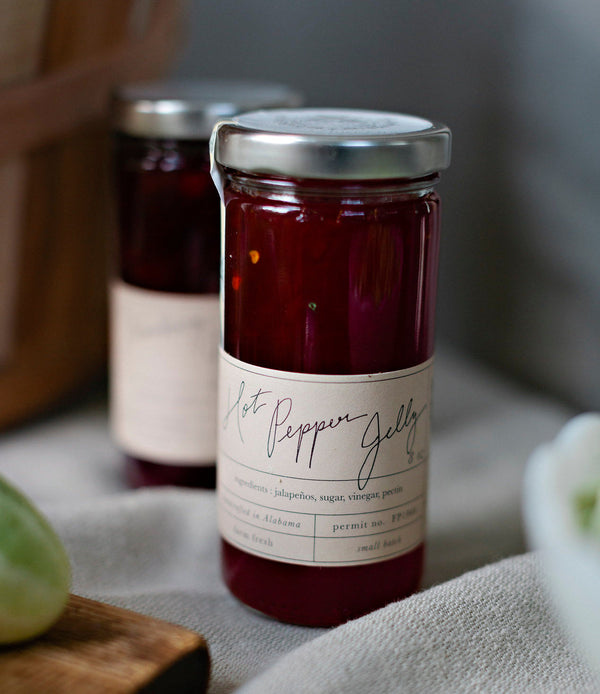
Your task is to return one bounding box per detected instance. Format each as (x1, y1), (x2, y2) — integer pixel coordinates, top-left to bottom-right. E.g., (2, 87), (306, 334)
(112, 80), (302, 139)
(211, 108), (451, 180)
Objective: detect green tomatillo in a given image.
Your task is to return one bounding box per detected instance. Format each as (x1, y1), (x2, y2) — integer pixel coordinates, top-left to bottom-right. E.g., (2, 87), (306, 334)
(0, 474), (71, 644)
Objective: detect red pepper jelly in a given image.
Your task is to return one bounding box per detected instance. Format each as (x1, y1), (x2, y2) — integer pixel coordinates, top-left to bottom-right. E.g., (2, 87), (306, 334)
(110, 81), (301, 489)
(211, 108), (451, 626)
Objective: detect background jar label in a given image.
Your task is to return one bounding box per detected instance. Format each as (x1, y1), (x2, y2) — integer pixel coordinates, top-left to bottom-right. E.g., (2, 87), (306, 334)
(110, 281), (219, 464)
(218, 351), (433, 566)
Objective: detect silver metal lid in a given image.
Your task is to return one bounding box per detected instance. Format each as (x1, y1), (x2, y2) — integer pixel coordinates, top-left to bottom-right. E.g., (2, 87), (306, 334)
(112, 79), (303, 139)
(211, 108), (451, 180)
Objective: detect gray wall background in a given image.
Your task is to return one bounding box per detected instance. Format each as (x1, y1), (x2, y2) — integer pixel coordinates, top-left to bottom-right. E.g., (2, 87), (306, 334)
(173, 0), (600, 409)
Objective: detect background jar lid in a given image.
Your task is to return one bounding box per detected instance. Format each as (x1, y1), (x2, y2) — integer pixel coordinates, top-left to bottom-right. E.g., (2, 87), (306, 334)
(112, 80), (303, 140)
(211, 108), (451, 180)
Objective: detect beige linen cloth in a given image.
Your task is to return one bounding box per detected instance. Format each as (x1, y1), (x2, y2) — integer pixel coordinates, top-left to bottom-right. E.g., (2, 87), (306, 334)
(2, 350), (599, 692)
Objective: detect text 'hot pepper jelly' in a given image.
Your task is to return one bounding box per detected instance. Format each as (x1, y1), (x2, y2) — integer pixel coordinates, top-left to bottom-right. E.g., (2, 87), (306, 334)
(110, 81), (301, 489)
(210, 108), (451, 626)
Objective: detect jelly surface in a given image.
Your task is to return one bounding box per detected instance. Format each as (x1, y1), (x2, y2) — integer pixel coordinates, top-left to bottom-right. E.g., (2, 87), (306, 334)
(221, 174), (441, 626)
(115, 135), (220, 488)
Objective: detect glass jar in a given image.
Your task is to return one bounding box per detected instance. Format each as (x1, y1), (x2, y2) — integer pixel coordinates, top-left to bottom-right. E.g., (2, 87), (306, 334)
(211, 109), (451, 625)
(110, 81), (301, 489)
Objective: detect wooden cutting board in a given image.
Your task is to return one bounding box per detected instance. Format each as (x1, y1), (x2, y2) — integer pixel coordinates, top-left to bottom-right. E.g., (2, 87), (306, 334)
(0, 594), (210, 693)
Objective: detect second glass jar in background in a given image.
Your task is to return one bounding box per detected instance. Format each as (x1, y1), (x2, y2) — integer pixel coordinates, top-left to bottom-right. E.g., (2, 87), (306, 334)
(110, 80), (301, 489)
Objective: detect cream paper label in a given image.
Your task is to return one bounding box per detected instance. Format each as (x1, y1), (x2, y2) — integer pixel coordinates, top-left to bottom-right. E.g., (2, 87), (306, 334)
(110, 281), (219, 464)
(218, 350), (433, 566)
